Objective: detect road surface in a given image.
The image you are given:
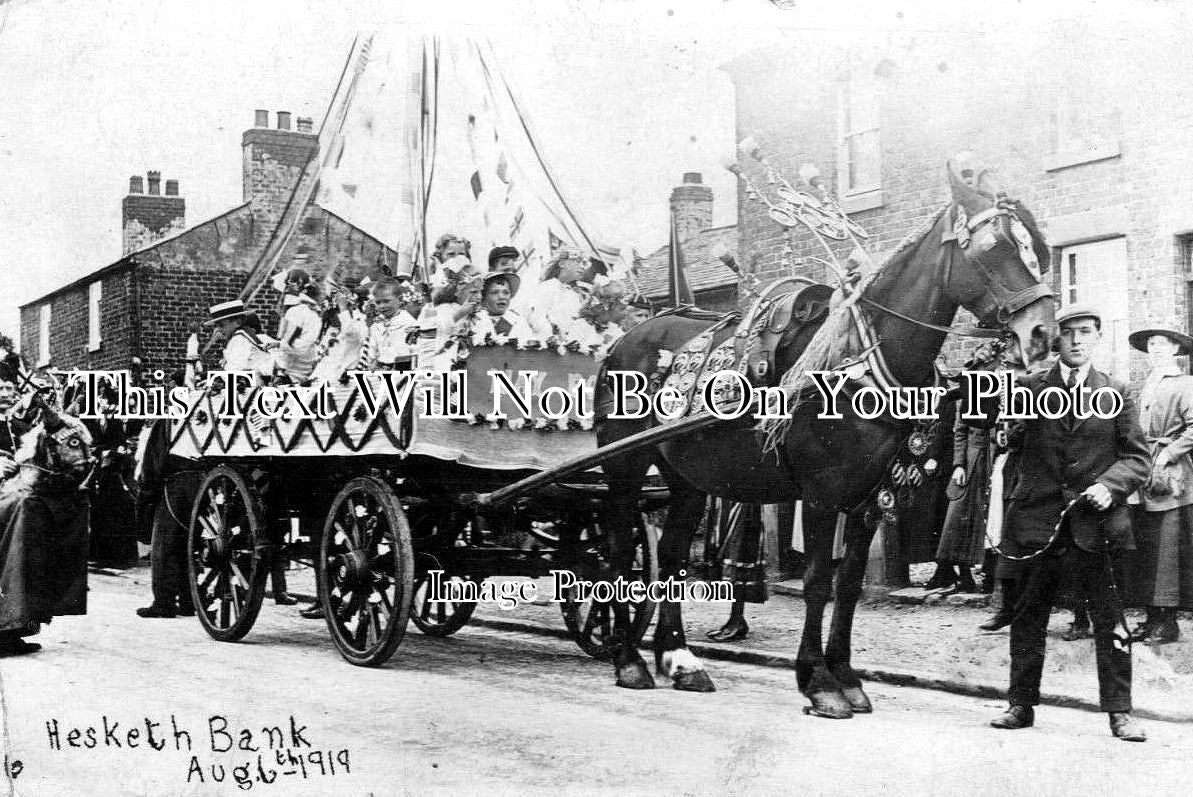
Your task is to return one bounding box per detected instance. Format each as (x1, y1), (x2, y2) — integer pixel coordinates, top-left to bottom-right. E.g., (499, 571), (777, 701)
(0, 573), (1188, 796)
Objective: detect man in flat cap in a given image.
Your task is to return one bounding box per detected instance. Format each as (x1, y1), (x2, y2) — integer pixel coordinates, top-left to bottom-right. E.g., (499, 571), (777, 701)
(1124, 326), (1193, 644)
(982, 303), (1150, 740)
(488, 245), (521, 275)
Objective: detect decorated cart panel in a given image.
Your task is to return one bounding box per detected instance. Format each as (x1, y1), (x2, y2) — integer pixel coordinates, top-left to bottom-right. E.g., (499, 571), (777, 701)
(168, 346), (600, 472)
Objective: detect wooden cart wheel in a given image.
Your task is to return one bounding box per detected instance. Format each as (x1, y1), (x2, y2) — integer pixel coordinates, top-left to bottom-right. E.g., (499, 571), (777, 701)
(561, 513), (659, 659)
(319, 476), (414, 666)
(187, 465), (269, 642)
(411, 554), (477, 637)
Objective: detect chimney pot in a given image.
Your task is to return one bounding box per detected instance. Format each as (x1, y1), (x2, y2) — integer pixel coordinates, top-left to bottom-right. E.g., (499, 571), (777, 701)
(296, 116), (313, 134)
(147, 170), (161, 195)
(165, 179), (179, 196)
(276, 111), (292, 131)
(254, 109), (270, 128)
(129, 176), (144, 194)
(682, 172), (703, 185)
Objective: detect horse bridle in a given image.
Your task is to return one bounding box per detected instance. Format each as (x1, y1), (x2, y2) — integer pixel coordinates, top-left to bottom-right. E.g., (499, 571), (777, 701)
(21, 423), (96, 486)
(860, 202), (1052, 340)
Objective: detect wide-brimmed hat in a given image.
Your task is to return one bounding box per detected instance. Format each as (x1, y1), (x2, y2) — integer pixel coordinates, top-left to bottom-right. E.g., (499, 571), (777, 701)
(1129, 327), (1193, 356)
(203, 299), (252, 326)
(1055, 303), (1102, 328)
(480, 271), (520, 299)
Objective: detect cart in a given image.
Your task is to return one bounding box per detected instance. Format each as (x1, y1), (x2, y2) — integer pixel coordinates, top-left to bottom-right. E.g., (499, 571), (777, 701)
(170, 345), (667, 666)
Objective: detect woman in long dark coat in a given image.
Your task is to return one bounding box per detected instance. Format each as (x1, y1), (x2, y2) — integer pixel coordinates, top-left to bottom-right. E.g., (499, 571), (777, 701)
(926, 415), (993, 591)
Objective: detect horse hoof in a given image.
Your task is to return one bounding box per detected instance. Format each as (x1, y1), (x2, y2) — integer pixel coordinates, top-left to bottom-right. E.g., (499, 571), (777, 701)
(802, 691), (854, 719)
(672, 669), (716, 693)
(841, 686), (873, 714)
(616, 662), (656, 690)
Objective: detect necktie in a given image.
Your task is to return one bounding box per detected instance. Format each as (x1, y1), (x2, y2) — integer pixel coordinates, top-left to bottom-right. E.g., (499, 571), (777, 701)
(493, 317), (513, 336)
(1065, 369), (1079, 431)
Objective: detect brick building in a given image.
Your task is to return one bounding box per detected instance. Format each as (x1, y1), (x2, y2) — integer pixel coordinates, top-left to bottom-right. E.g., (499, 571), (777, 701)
(21, 111), (398, 375)
(724, 24), (1193, 380)
(636, 172), (739, 312)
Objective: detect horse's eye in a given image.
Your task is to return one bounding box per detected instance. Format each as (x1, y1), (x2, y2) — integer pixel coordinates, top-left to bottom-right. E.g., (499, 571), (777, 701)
(68, 438), (80, 448)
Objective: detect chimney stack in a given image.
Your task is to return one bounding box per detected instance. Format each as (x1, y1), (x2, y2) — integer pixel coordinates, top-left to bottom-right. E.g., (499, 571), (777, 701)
(669, 172), (714, 242)
(254, 109), (270, 128)
(242, 109), (318, 211)
(123, 171), (185, 255)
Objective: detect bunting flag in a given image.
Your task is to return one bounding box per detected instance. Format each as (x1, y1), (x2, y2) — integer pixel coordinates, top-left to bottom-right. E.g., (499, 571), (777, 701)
(665, 216), (694, 307)
(464, 89), (562, 280)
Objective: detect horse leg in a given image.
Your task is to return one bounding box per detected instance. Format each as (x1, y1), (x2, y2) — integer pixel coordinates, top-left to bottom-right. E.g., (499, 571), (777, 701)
(652, 473), (715, 692)
(603, 452), (654, 690)
(824, 510), (878, 714)
(797, 506), (853, 719)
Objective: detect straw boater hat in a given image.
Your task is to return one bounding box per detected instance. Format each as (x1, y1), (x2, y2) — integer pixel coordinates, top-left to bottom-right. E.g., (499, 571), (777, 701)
(1129, 327), (1193, 356)
(480, 271), (520, 299)
(203, 299), (252, 326)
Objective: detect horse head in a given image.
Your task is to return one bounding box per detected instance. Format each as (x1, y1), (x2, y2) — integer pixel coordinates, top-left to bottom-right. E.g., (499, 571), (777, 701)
(943, 163), (1055, 369)
(13, 393), (95, 490)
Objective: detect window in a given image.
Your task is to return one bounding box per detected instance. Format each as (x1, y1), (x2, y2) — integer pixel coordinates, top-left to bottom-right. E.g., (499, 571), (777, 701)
(37, 303), (51, 367)
(1059, 237), (1129, 377)
(88, 281), (102, 352)
(836, 74), (882, 212)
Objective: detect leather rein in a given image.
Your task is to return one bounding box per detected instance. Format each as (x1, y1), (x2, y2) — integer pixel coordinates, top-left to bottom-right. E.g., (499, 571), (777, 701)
(853, 204), (1051, 343)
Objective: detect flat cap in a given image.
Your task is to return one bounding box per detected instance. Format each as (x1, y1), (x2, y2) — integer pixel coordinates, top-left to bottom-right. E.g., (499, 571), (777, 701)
(1055, 303), (1101, 327)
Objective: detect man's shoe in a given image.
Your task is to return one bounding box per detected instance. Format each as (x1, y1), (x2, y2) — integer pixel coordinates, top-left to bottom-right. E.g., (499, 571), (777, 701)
(273, 592), (299, 606)
(979, 610), (1014, 632)
(177, 606), (196, 618)
(1109, 712), (1147, 742)
(0, 639), (41, 656)
(1143, 615), (1179, 646)
(990, 705), (1034, 729)
(299, 603), (325, 620)
(1061, 622), (1093, 642)
(136, 604), (177, 618)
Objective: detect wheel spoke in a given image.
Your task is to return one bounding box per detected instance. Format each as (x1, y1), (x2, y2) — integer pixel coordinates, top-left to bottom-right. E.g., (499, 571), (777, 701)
(377, 583), (395, 614)
(352, 604), (370, 647)
(369, 604), (383, 638)
(228, 560), (250, 591)
(198, 565), (218, 593)
(581, 601), (601, 639)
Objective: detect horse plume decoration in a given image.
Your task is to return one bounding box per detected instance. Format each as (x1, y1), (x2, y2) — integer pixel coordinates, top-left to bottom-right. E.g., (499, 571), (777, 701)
(593, 159), (1055, 718)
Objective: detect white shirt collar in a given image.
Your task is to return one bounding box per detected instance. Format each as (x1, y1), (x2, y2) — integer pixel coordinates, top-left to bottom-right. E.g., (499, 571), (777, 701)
(1058, 361), (1092, 386)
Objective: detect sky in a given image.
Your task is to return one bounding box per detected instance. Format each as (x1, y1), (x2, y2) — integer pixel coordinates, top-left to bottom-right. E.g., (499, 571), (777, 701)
(0, 0), (1173, 343)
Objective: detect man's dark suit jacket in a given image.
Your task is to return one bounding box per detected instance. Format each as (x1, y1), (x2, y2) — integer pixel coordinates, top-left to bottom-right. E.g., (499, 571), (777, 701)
(1001, 364), (1149, 553)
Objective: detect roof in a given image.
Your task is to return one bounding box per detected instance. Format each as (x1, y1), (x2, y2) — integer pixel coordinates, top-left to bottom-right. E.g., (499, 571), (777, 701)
(20, 202), (252, 309)
(22, 201), (400, 310)
(635, 223), (740, 300)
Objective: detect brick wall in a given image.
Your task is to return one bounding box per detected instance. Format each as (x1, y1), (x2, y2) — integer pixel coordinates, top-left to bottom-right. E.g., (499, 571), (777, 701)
(18, 266), (137, 371)
(123, 194), (186, 255)
(727, 26), (1193, 380)
(24, 118), (399, 374)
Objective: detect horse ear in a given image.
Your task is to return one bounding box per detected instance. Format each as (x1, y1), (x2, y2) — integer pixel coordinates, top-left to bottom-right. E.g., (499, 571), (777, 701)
(947, 161), (994, 215)
(975, 169), (1008, 201)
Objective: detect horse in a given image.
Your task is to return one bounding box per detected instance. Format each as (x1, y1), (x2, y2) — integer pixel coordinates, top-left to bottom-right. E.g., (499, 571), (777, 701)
(595, 166), (1056, 717)
(0, 391), (95, 651)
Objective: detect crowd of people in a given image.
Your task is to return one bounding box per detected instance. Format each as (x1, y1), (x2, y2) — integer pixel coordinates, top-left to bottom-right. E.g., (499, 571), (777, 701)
(1, 259), (1190, 744)
(204, 235), (650, 391)
(135, 235), (654, 622)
